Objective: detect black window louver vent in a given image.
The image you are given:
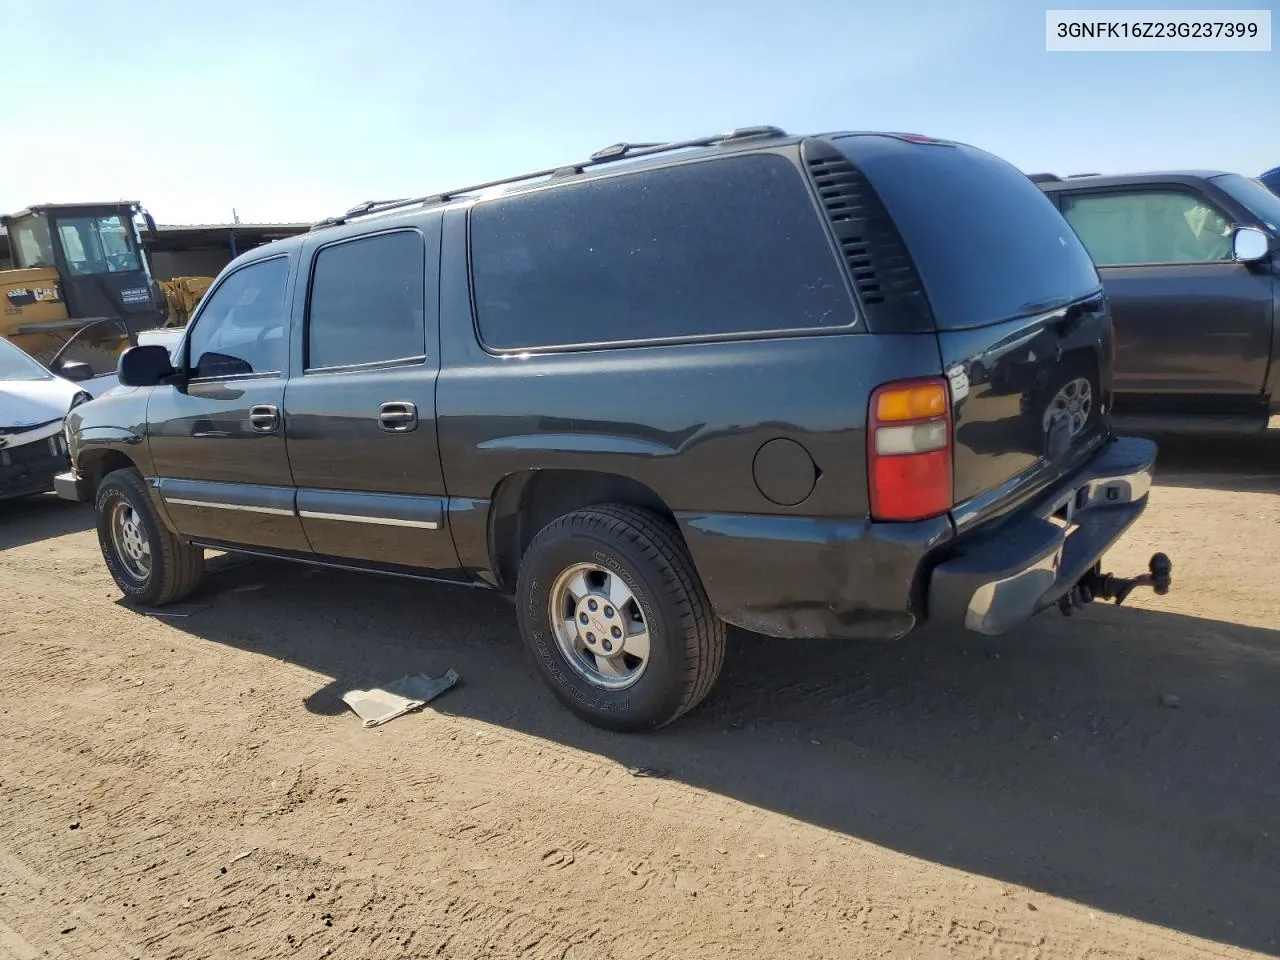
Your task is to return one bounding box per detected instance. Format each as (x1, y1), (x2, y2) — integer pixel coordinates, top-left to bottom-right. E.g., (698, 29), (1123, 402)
(803, 142), (934, 332)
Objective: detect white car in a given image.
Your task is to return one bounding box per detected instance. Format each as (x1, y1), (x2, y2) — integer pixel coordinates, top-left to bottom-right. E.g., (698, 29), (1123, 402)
(45, 323), (188, 399)
(1, 336), (93, 501)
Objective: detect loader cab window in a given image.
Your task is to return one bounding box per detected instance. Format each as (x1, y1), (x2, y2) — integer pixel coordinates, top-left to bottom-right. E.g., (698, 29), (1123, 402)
(9, 216), (55, 269)
(54, 215), (141, 276)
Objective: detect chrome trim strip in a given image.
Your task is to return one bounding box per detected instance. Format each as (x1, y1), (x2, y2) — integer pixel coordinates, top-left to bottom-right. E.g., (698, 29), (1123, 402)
(298, 509), (439, 530)
(186, 541), (483, 586)
(165, 497), (295, 517)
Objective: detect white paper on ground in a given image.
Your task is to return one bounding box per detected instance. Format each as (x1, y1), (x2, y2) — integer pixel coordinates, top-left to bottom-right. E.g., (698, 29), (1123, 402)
(341, 669), (460, 728)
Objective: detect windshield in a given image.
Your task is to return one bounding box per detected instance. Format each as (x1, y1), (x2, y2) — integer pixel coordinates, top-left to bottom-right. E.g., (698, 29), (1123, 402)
(0, 337), (53, 382)
(53, 214), (142, 276)
(1211, 174), (1280, 234)
(10, 215), (56, 269)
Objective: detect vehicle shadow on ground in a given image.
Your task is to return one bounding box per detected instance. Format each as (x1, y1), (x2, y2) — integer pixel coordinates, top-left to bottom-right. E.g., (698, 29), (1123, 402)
(0, 494), (94, 550)
(158, 556), (1280, 956)
(1150, 432), (1280, 493)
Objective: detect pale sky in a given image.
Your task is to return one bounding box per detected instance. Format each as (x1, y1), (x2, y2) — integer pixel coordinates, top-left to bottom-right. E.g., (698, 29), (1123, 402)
(4, 0), (1276, 225)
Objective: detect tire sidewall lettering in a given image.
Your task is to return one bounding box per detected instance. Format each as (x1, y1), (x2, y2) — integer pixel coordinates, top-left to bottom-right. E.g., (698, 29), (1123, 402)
(593, 549), (655, 638)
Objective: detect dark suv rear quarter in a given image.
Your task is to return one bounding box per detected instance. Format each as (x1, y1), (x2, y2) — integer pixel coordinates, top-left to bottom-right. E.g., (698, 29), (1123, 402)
(61, 128), (1169, 730)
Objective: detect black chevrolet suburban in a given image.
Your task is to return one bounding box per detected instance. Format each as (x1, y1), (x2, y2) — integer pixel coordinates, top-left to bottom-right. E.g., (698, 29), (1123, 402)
(1035, 170), (1280, 431)
(58, 127), (1171, 730)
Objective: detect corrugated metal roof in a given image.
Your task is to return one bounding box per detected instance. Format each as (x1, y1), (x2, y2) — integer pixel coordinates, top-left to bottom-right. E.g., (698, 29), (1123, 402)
(154, 222), (311, 231)
(1, 221), (311, 237)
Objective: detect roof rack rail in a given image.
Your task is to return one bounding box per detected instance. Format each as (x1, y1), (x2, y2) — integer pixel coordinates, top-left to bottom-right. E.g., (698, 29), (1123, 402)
(310, 125), (789, 230)
(1067, 172), (1102, 178)
(1026, 173), (1062, 184)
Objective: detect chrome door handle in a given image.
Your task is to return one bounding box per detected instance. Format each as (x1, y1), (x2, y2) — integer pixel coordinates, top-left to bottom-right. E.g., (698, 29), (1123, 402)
(378, 401), (418, 433)
(249, 404), (280, 433)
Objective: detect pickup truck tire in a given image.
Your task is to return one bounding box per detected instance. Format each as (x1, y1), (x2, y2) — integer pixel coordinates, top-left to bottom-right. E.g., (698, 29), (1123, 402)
(95, 467), (204, 607)
(515, 504), (725, 732)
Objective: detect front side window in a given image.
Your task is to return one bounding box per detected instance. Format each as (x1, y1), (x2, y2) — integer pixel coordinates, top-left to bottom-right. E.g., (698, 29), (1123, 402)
(187, 257), (290, 378)
(1061, 190), (1234, 266)
(307, 231), (425, 370)
(470, 154), (854, 350)
(10, 216), (55, 269)
(54, 215), (141, 275)
(1210, 173), (1280, 234)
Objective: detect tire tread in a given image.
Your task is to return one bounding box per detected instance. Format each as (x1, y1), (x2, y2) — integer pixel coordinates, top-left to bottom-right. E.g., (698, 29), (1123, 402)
(98, 468), (204, 606)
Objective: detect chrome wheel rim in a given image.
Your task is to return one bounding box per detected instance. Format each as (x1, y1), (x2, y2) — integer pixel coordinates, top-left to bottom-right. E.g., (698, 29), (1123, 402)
(1044, 377), (1093, 437)
(109, 500), (151, 581)
(548, 562), (650, 691)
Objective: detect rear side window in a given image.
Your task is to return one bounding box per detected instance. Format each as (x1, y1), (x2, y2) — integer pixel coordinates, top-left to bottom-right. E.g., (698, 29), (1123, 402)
(469, 154), (854, 350)
(836, 136), (1101, 330)
(307, 231), (425, 370)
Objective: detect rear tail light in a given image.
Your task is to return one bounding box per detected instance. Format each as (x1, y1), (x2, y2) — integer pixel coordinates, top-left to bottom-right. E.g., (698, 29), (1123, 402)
(868, 377), (953, 521)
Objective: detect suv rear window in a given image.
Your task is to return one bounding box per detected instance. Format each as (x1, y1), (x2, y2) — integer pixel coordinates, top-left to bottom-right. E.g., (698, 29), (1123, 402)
(836, 136), (1101, 330)
(469, 154), (854, 350)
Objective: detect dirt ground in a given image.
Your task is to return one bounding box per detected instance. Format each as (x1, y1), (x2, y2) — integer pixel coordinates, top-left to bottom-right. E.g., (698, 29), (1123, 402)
(2, 436), (1278, 960)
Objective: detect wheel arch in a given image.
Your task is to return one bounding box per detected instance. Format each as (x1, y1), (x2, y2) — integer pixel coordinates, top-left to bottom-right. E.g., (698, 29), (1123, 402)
(79, 447), (140, 499)
(487, 469), (680, 593)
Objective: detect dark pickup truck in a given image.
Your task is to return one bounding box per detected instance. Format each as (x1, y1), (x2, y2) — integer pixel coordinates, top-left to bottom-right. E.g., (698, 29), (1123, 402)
(1035, 171), (1280, 432)
(58, 127), (1171, 730)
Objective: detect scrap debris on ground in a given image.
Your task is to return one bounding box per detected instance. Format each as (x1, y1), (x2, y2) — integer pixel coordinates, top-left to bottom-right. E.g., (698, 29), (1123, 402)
(341, 669), (461, 727)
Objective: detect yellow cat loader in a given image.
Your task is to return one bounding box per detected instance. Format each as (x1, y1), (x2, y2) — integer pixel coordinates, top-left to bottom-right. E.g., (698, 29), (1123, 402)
(1, 202), (210, 378)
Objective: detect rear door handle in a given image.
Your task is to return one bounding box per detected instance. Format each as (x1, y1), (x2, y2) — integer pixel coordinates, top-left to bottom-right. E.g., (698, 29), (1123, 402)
(378, 401), (418, 433)
(249, 404), (280, 433)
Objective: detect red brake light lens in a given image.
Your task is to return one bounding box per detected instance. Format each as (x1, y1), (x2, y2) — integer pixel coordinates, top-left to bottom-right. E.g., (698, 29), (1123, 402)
(868, 377), (953, 522)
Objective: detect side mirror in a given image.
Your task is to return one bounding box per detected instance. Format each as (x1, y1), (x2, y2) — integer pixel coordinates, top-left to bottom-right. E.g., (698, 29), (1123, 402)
(1233, 226), (1270, 263)
(118, 344), (177, 387)
(55, 359), (95, 382)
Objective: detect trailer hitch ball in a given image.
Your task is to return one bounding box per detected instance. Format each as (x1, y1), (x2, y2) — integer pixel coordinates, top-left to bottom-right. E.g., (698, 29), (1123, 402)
(1149, 552), (1172, 596)
(1072, 552), (1173, 610)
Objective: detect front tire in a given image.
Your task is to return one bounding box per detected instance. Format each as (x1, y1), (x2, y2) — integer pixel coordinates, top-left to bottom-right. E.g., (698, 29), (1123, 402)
(95, 468), (204, 606)
(515, 504), (725, 732)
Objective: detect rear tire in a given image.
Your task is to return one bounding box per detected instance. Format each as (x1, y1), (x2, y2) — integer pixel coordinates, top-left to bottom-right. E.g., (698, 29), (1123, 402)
(95, 468), (204, 607)
(515, 504), (725, 732)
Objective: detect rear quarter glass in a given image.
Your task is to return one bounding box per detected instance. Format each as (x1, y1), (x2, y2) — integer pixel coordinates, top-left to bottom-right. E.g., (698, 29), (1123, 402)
(468, 152), (856, 351)
(835, 136), (1101, 330)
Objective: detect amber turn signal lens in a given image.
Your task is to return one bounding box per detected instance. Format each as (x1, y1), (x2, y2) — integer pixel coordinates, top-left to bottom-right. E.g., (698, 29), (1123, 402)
(874, 383), (947, 422)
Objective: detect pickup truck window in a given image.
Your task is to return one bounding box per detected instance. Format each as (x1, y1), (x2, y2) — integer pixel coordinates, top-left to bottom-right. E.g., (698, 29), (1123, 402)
(306, 231), (426, 370)
(1061, 190), (1233, 266)
(1210, 173), (1280, 233)
(187, 256), (290, 379)
(469, 154), (854, 350)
